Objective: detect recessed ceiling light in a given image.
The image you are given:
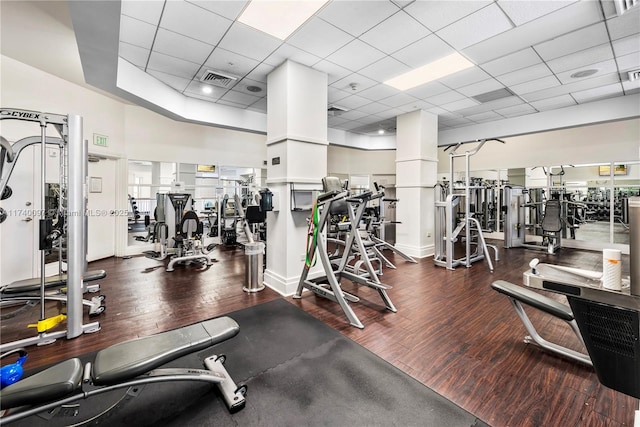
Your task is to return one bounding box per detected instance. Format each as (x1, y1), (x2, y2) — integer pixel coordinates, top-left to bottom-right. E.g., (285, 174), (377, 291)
(247, 85), (262, 93)
(238, 0), (329, 40)
(202, 86), (213, 94)
(570, 69), (599, 79)
(384, 52), (474, 91)
(378, 129), (385, 135)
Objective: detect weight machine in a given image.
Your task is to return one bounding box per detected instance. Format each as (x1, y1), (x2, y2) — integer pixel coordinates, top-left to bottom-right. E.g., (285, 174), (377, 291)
(295, 177), (396, 329)
(434, 139), (502, 272)
(0, 108), (101, 351)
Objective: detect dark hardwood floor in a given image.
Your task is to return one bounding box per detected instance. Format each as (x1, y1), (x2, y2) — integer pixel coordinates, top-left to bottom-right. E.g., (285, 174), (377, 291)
(1, 242), (637, 426)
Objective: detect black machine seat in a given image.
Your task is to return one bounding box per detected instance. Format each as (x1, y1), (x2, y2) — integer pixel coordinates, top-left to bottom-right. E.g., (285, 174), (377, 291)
(0, 358), (83, 410)
(1, 270), (107, 295)
(245, 205), (266, 224)
(174, 210), (202, 243)
(0, 317), (240, 411)
(491, 280), (574, 322)
(92, 316), (239, 385)
(541, 199), (562, 233)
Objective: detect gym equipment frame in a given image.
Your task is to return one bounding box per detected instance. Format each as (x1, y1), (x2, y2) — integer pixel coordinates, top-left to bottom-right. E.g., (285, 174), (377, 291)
(0, 108), (100, 352)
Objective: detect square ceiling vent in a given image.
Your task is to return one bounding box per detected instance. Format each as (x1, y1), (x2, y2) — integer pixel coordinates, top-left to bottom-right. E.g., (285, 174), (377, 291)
(199, 70), (238, 88)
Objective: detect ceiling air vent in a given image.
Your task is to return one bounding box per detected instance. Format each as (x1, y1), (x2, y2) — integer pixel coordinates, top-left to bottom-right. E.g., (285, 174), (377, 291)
(199, 70), (238, 88)
(328, 104), (349, 116)
(472, 88), (515, 103)
(628, 69), (640, 82)
(614, 0), (638, 15)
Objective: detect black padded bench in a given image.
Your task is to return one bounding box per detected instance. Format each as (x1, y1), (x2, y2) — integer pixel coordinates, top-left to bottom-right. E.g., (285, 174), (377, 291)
(0, 316), (245, 424)
(491, 280), (592, 366)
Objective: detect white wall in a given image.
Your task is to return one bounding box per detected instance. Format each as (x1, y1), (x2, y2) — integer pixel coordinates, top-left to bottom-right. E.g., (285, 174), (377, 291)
(327, 145), (395, 176)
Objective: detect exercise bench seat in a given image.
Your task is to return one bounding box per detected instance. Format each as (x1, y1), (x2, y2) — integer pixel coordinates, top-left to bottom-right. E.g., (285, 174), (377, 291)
(491, 280), (592, 366)
(491, 280), (574, 322)
(1, 270), (107, 294)
(0, 316), (244, 423)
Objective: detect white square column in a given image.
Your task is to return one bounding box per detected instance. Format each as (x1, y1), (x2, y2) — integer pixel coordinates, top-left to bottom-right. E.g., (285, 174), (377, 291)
(395, 110), (438, 258)
(264, 60), (328, 295)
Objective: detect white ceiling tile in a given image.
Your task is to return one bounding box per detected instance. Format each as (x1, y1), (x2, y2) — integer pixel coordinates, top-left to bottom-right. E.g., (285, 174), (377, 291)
(379, 92), (420, 108)
(331, 73), (379, 93)
(441, 98), (479, 111)
(220, 89), (262, 106)
(391, 34), (456, 68)
(247, 97), (267, 113)
(326, 38), (386, 72)
(147, 51), (201, 79)
(436, 3), (513, 51)
(405, 81), (450, 99)
(534, 23), (609, 61)
(404, 0), (491, 31)
(511, 75), (560, 95)
(286, 17), (353, 58)
(497, 63), (552, 86)
(186, 0), (248, 20)
(522, 72), (621, 101)
(410, 100), (436, 111)
(424, 89), (467, 105)
(606, 6), (640, 40)
(622, 78), (640, 92)
(358, 56), (411, 83)
(336, 109), (370, 121)
(360, 11), (431, 55)
(612, 33), (640, 57)
(529, 94), (576, 111)
(617, 51), (640, 71)
(263, 43), (321, 68)
(480, 48), (542, 76)
(467, 111), (504, 123)
(120, 15), (157, 49)
(119, 42), (150, 68)
(147, 69), (191, 92)
(457, 78), (505, 97)
(328, 115), (350, 126)
(153, 28), (213, 65)
(245, 62), (275, 84)
(463, 0), (603, 64)
(121, 0), (164, 25)
(440, 117), (474, 127)
(203, 47), (260, 78)
(456, 95), (523, 116)
(555, 59), (618, 84)
(218, 23), (282, 62)
(546, 44), (614, 74)
(357, 83), (402, 101)
(438, 67), (491, 90)
(184, 80), (227, 99)
(494, 103), (537, 118)
(217, 99), (246, 109)
(571, 83), (623, 103)
(328, 87), (352, 103)
(317, 0), (400, 37)
(358, 101), (395, 115)
(426, 106), (449, 115)
(160, 0), (233, 46)
(313, 60), (353, 84)
(497, 0), (577, 26)
(234, 77), (266, 97)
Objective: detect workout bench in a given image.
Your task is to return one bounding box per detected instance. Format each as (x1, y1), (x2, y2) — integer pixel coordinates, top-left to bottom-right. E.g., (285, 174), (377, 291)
(0, 316), (246, 424)
(491, 280), (592, 366)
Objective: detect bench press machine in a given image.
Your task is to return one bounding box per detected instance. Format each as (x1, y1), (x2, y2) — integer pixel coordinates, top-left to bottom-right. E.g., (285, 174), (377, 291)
(0, 316), (247, 424)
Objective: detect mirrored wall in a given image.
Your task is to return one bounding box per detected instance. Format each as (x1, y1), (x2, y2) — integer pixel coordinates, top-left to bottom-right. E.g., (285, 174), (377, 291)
(127, 160), (265, 247)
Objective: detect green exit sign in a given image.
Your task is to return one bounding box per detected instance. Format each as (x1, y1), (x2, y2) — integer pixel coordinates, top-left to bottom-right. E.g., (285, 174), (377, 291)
(93, 133), (108, 147)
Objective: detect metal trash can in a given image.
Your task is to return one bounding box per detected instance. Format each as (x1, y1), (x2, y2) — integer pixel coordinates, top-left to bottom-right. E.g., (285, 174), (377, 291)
(243, 242), (265, 292)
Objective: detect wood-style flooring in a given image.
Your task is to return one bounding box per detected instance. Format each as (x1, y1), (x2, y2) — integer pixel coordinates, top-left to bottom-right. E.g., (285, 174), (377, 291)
(1, 242), (637, 426)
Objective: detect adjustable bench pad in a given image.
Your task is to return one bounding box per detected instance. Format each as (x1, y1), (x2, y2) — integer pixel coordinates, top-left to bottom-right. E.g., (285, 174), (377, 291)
(92, 316), (239, 385)
(491, 280), (574, 322)
(0, 358), (83, 410)
(1, 270), (107, 294)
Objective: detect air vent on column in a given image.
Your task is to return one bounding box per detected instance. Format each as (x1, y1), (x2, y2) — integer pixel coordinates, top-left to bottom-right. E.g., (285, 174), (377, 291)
(614, 0), (638, 15)
(472, 88), (515, 103)
(199, 70), (238, 88)
(328, 104), (349, 116)
(628, 69), (640, 82)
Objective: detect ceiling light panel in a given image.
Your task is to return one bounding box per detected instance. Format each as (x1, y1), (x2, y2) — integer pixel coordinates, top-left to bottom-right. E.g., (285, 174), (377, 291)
(384, 52), (474, 91)
(238, 0), (328, 40)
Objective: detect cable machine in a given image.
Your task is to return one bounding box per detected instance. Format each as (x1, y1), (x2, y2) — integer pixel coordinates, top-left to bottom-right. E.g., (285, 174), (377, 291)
(0, 108), (100, 351)
(434, 138), (503, 272)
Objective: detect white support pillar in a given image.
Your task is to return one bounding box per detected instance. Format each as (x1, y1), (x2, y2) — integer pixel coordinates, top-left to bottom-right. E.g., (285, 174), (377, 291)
(264, 60), (328, 295)
(395, 110), (438, 258)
